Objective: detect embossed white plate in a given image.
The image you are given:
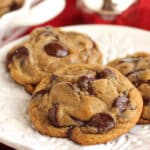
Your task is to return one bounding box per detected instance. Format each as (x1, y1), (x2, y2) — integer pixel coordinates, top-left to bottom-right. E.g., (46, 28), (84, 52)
(0, 25), (150, 150)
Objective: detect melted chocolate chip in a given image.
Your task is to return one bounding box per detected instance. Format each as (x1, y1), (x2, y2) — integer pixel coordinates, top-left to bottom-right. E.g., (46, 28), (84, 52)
(77, 75), (94, 94)
(113, 95), (129, 113)
(96, 68), (116, 79)
(119, 57), (142, 63)
(143, 97), (150, 105)
(87, 113), (115, 133)
(44, 42), (68, 57)
(48, 104), (59, 127)
(7, 47), (29, 65)
(32, 88), (50, 99)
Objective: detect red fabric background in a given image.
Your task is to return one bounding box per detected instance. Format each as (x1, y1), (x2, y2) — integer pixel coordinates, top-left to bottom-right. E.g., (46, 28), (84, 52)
(27, 0), (150, 33)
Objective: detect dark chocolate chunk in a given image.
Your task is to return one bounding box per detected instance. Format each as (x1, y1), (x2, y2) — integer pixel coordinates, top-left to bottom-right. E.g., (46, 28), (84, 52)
(96, 68), (116, 79)
(48, 104), (59, 127)
(143, 97), (150, 105)
(44, 42), (68, 57)
(77, 75), (94, 94)
(113, 95), (129, 113)
(7, 47), (29, 65)
(87, 113), (115, 133)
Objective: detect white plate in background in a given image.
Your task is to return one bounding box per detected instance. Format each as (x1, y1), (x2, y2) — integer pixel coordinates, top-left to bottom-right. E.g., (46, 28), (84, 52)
(0, 0), (65, 43)
(0, 25), (150, 150)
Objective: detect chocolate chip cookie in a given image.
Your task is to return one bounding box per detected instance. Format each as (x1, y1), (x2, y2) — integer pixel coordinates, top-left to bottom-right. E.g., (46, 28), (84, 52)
(108, 52), (150, 124)
(6, 26), (102, 93)
(0, 0), (24, 16)
(29, 64), (143, 145)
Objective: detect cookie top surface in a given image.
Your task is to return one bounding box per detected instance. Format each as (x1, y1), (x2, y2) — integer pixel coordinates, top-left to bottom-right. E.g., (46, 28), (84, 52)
(29, 64), (142, 145)
(0, 0), (24, 16)
(108, 52), (150, 123)
(6, 26), (102, 93)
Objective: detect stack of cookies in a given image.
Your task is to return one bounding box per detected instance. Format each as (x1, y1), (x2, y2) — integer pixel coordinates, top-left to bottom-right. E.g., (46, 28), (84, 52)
(6, 26), (149, 145)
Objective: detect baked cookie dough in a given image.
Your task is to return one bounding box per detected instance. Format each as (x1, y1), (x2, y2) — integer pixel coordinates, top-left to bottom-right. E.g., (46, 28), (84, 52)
(29, 64), (143, 145)
(6, 26), (102, 93)
(108, 52), (150, 124)
(0, 0), (24, 16)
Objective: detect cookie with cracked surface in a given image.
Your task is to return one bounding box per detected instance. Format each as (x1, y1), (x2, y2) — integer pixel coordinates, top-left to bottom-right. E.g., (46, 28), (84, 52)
(6, 26), (102, 93)
(108, 52), (150, 124)
(29, 64), (143, 145)
(0, 0), (24, 16)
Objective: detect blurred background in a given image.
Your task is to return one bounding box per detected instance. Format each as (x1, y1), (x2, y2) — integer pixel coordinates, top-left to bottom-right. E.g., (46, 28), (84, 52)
(0, 0), (150, 47)
(29, 0), (150, 31)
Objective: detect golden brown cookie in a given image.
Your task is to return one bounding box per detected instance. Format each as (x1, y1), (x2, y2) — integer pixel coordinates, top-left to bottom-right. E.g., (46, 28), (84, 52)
(108, 52), (150, 124)
(6, 26), (102, 93)
(0, 0), (24, 16)
(29, 64), (143, 145)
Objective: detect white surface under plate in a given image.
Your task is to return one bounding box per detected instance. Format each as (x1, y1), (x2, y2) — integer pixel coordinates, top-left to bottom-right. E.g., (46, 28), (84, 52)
(0, 25), (150, 150)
